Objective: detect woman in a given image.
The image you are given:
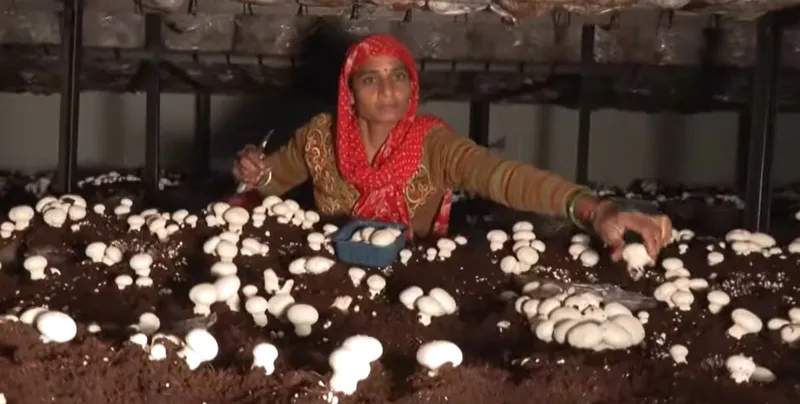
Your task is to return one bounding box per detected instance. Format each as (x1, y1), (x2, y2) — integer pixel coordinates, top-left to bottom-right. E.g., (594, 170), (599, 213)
(232, 34), (672, 261)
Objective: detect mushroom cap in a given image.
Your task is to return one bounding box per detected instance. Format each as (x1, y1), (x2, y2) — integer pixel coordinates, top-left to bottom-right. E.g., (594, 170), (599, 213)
(486, 230), (508, 243)
(731, 308), (763, 332)
(369, 229), (397, 246)
(707, 290), (731, 305)
(215, 240), (239, 258)
(223, 207), (250, 225)
(189, 283), (218, 305)
(36, 311), (77, 343)
(23, 255), (48, 271)
(245, 296), (269, 314)
(304, 211), (321, 223)
(185, 329), (219, 361)
(307, 232), (326, 245)
(366, 274), (387, 290)
(436, 238), (457, 251)
(286, 303), (319, 324)
(512, 221), (534, 232)
(9, 205), (35, 222)
(416, 296), (446, 317)
(428, 288), (457, 314)
(342, 335), (384, 363)
(129, 253), (153, 270)
(210, 261), (238, 277)
(661, 257), (684, 271)
(253, 342), (278, 360)
(214, 275), (241, 301)
(416, 340), (463, 370)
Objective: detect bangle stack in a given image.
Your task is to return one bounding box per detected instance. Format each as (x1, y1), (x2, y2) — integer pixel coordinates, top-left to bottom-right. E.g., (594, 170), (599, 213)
(566, 189), (595, 232)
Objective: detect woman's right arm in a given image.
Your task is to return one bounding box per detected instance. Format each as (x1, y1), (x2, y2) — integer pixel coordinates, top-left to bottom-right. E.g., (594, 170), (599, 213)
(256, 123), (311, 197)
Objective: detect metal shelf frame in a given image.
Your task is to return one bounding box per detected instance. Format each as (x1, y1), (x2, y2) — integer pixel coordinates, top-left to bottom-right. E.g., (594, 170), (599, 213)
(52, 2), (784, 233)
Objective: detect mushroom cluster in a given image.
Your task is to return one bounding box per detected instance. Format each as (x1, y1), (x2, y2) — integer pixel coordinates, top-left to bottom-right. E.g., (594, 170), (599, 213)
(349, 225), (402, 247)
(203, 228), (270, 263)
(725, 229), (779, 257)
(398, 286), (458, 326)
(652, 257), (711, 311)
(177, 328), (219, 370)
(126, 207), (197, 239)
(261, 196), (320, 229)
(515, 283), (646, 350)
(725, 354), (776, 384)
(421, 237), (465, 261)
(242, 269), (296, 327)
(766, 307), (800, 345)
(85, 241), (123, 266)
(671, 229), (695, 255)
(38, 195), (89, 228)
(328, 335), (384, 395)
(567, 233), (599, 268)
(494, 222), (543, 274)
(288, 256), (335, 275)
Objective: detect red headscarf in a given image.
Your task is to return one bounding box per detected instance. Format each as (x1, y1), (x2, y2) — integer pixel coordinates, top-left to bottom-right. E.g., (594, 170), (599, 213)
(336, 34), (451, 236)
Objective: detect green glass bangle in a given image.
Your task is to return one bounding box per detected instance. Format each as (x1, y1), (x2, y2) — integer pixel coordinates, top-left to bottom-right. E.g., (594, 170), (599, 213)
(567, 189), (593, 231)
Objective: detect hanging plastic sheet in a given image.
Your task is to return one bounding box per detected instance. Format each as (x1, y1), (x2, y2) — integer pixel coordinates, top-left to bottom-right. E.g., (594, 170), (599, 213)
(426, 0), (490, 16)
(139, 0), (187, 13)
(83, 12), (144, 48)
(234, 14), (313, 55)
(0, 11), (60, 45)
(163, 14), (236, 51)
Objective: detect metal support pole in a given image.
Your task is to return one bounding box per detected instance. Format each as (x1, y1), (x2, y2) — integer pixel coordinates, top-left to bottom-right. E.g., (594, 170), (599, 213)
(56, 0), (84, 193)
(469, 101), (490, 147)
(194, 92), (212, 175)
(735, 107), (751, 194)
(744, 13), (781, 232)
(575, 25), (595, 185)
(144, 14), (162, 194)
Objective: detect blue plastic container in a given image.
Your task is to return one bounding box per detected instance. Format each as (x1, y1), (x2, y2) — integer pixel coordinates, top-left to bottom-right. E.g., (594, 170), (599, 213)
(332, 220), (407, 267)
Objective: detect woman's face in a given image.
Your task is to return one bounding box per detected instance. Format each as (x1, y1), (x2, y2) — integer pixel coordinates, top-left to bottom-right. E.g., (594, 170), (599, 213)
(350, 55), (412, 125)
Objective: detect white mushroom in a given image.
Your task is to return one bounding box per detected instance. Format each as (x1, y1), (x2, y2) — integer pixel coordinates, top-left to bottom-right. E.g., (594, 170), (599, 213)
(416, 340), (463, 376)
(669, 344), (688, 364)
(35, 311), (77, 343)
(189, 283), (218, 315)
(286, 304), (319, 337)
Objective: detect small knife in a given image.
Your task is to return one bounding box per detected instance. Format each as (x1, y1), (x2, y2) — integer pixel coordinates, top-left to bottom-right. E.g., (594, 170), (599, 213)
(236, 129), (274, 193)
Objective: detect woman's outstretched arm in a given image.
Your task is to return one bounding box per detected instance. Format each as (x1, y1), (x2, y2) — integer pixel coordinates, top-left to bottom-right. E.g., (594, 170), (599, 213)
(426, 126), (600, 220)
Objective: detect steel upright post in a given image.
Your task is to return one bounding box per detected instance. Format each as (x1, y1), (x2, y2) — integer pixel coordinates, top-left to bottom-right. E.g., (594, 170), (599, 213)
(56, 0), (84, 193)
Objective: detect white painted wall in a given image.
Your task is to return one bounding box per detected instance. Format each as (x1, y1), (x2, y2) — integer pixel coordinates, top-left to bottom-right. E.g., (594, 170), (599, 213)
(0, 92), (795, 187)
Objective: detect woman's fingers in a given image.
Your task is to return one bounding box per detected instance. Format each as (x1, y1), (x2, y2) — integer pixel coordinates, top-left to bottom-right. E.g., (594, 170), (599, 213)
(597, 221), (626, 262)
(233, 145), (269, 186)
(619, 213), (664, 258)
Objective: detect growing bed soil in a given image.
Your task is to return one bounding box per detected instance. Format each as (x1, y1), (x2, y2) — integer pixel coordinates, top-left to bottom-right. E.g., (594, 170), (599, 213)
(0, 174), (798, 404)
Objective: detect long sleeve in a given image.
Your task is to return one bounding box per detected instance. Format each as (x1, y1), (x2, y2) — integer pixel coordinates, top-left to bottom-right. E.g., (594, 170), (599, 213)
(426, 127), (588, 218)
(257, 124), (310, 197)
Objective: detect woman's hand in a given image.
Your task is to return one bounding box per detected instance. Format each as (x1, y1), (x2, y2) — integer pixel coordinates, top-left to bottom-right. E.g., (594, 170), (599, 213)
(591, 201), (673, 262)
(232, 145), (269, 187)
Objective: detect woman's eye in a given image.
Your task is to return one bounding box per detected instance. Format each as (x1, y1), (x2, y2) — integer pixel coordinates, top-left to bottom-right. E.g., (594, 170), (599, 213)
(361, 76), (376, 85)
(393, 72), (408, 81)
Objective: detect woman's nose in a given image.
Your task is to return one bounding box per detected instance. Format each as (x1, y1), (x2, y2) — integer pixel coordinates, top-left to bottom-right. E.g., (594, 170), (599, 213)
(377, 79), (393, 99)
